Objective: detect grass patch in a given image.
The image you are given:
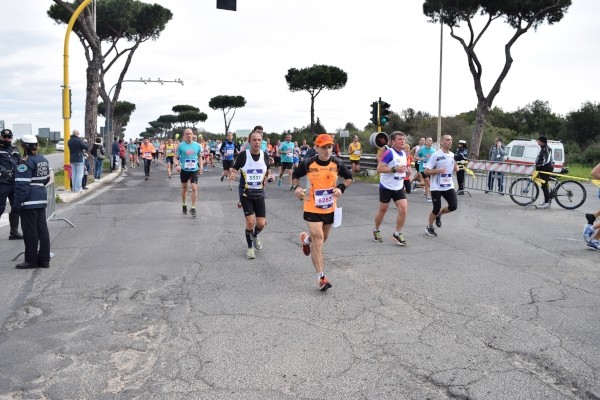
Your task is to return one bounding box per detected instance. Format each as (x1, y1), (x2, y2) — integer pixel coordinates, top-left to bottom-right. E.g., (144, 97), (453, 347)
(565, 164), (596, 179)
(353, 173), (380, 184)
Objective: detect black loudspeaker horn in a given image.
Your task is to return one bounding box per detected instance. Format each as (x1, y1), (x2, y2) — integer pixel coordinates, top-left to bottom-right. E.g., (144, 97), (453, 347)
(369, 132), (389, 148)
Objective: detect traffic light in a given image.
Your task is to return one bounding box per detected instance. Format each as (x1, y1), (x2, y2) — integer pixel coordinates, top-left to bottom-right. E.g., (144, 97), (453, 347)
(370, 102), (379, 125)
(379, 101), (391, 125)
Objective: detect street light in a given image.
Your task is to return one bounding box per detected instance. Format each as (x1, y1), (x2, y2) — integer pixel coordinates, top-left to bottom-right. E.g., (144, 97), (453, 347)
(103, 78), (183, 159)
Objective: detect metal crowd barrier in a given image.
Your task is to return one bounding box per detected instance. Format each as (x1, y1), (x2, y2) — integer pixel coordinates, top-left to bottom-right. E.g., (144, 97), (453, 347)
(460, 160), (535, 200)
(46, 169), (75, 227)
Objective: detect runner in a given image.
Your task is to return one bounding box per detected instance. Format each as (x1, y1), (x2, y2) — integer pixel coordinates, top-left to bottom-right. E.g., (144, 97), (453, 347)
(373, 132), (410, 245)
(410, 137), (425, 191)
(347, 135), (362, 174)
(164, 138), (176, 178)
(139, 138), (155, 180)
(424, 134), (459, 237)
(416, 137), (435, 202)
(229, 129), (272, 259)
(174, 128), (203, 218)
(292, 134), (353, 291)
(127, 138), (138, 169)
(277, 134), (295, 189)
(220, 132), (237, 188)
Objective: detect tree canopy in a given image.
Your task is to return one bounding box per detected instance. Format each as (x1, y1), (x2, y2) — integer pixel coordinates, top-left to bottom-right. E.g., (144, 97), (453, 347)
(423, 0), (571, 158)
(209, 95), (246, 135)
(48, 0), (172, 143)
(97, 100), (136, 137)
(285, 64), (348, 134)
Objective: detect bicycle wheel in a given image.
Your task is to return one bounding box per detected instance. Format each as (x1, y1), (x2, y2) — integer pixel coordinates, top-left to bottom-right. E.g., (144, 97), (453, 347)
(509, 177), (539, 206)
(553, 180), (586, 210)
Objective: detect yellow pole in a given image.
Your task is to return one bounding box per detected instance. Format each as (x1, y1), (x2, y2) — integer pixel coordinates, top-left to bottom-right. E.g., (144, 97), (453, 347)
(63, 0), (92, 191)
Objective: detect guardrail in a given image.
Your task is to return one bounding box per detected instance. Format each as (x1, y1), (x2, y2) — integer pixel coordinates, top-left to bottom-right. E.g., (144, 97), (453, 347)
(337, 154), (378, 172)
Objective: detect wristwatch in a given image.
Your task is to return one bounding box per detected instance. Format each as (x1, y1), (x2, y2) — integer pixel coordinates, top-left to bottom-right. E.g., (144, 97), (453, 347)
(391, 166), (396, 173)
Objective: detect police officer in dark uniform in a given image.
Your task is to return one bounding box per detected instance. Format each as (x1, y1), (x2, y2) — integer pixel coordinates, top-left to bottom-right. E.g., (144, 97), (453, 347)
(0, 128), (24, 240)
(454, 139), (469, 194)
(13, 135), (51, 269)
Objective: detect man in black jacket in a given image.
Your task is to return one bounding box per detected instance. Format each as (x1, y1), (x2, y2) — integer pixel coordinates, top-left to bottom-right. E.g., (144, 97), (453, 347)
(0, 128), (23, 239)
(535, 136), (554, 209)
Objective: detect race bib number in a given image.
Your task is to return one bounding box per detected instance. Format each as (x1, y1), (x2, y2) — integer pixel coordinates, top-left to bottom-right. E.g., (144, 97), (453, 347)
(314, 188), (334, 210)
(286, 152), (292, 158)
(440, 173), (452, 188)
(184, 159), (197, 169)
(353, 150), (361, 155)
(226, 149), (234, 156)
(143, 152), (151, 158)
(166, 149), (174, 156)
(246, 169), (263, 187)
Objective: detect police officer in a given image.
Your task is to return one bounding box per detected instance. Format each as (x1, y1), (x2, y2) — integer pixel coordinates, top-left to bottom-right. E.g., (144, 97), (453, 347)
(454, 139), (468, 194)
(13, 135), (51, 269)
(0, 128), (24, 240)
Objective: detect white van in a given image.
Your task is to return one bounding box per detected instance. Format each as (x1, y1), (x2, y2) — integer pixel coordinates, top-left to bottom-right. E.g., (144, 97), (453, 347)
(504, 139), (565, 173)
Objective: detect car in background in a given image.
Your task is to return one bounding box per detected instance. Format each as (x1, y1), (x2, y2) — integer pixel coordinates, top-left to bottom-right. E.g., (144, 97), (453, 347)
(55, 140), (64, 151)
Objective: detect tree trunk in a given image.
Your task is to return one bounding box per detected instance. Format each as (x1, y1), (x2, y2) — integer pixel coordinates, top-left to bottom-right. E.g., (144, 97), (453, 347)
(310, 95), (315, 134)
(470, 99), (491, 159)
(84, 55), (101, 144)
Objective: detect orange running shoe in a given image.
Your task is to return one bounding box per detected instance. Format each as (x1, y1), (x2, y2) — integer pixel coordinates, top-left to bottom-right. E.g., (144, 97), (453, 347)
(300, 232), (310, 256)
(318, 276), (332, 292)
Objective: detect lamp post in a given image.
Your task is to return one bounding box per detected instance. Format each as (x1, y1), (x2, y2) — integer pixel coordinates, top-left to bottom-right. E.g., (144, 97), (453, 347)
(436, 7), (444, 146)
(103, 78), (183, 159)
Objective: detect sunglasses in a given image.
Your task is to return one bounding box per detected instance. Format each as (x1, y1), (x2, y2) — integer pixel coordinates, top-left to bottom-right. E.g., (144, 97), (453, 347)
(1, 135), (13, 138)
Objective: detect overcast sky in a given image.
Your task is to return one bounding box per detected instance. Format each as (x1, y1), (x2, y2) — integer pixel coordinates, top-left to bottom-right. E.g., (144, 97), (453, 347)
(1, 1), (598, 139)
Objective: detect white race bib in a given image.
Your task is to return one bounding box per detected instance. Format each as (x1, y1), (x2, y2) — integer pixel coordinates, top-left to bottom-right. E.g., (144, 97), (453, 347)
(440, 173), (452, 187)
(184, 159), (197, 169)
(314, 188), (334, 210)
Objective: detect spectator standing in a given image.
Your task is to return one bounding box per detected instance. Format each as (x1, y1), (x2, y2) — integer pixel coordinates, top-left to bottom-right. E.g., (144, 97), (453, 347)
(111, 137), (120, 171)
(90, 138), (105, 182)
(68, 129), (88, 192)
(486, 137), (506, 194)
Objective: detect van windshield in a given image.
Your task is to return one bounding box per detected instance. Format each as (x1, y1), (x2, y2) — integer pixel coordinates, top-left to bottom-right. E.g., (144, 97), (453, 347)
(511, 145), (525, 157)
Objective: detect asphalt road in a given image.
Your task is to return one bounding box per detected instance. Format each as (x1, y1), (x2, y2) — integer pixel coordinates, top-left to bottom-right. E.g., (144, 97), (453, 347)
(0, 161), (599, 399)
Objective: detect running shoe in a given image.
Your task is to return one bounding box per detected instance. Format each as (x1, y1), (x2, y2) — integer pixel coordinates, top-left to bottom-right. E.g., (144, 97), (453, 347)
(252, 235), (262, 250)
(318, 276), (332, 292)
(392, 232), (407, 246)
(411, 181), (416, 191)
(435, 214), (442, 228)
(425, 197), (432, 203)
(289, 185), (294, 191)
(583, 224), (595, 243)
(538, 202), (551, 209)
(426, 226), (437, 237)
(220, 175), (225, 182)
(182, 204), (187, 214)
(190, 208), (196, 218)
(300, 232), (310, 256)
(246, 247), (256, 259)
(373, 230), (383, 242)
(586, 239), (600, 251)
(277, 178), (282, 187)
(145, 176), (149, 180)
